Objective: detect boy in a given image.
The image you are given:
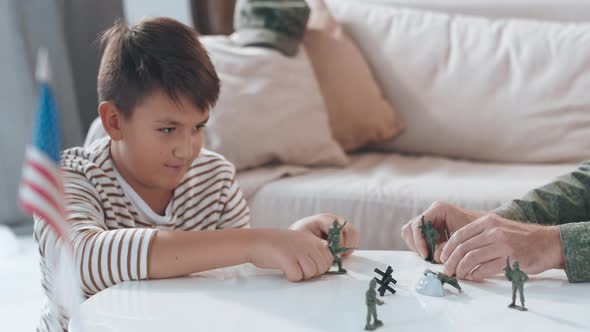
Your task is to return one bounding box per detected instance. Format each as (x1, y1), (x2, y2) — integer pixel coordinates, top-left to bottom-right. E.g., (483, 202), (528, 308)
(35, 17), (358, 332)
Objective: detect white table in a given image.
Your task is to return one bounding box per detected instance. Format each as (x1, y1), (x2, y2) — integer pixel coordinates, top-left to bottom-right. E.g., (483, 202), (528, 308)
(69, 251), (590, 332)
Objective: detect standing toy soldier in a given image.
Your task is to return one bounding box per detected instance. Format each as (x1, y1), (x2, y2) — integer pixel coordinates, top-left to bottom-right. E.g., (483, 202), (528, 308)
(327, 219), (354, 274)
(504, 257), (529, 311)
(419, 216), (440, 263)
(365, 279), (384, 330)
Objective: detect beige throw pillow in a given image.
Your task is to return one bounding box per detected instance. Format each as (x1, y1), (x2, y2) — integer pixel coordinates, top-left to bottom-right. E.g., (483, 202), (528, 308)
(201, 35), (349, 171)
(303, 0), (404, 151)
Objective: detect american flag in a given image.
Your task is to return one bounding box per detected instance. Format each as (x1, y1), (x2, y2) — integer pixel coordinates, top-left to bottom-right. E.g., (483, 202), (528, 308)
(18, 49), (84, 330)
(18, 49), (71, 247)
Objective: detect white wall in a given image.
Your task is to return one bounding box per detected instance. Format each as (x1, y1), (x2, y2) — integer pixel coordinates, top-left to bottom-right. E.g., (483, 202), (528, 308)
(0, 0), (84, 227)
(0, 0), (35, 226)
(123, 0), (193, 26)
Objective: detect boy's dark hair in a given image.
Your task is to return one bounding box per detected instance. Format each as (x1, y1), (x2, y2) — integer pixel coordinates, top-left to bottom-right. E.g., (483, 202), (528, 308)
(97, 17), (219, 117)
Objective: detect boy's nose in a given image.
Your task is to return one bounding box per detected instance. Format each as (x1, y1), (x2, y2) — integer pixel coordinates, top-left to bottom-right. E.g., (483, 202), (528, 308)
(173, 136), (197, 160)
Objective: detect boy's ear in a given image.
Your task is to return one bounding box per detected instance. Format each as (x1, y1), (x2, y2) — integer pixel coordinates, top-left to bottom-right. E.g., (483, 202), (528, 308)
(98, 101), (124, 141)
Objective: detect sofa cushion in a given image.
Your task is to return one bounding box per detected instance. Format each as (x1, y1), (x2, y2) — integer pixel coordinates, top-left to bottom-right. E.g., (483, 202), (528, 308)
(325, 1), (590, 163)
(303, 0), (404, 151)
(244, 152), (576, 250)
(201, 35), (349, 170)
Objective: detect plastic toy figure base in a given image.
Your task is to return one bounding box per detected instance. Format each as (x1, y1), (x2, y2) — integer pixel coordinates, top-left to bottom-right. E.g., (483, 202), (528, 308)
(508, 304), (528, 312)
(365, 320), (383, 331)
(325, 269), (347, 275)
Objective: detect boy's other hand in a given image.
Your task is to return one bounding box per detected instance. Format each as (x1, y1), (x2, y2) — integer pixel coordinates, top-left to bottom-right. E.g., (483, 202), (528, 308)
(288, 213), (360, 256)
(248, 229), (333, 281)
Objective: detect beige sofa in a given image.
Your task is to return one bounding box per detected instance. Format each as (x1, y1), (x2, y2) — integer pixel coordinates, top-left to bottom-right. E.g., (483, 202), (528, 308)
(238, 0), (590, 250)
(86, 0), (590, 250)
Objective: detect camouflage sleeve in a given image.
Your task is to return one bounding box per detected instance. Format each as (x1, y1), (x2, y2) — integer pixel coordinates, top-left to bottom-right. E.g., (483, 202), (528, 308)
(492, 160), (590, 283)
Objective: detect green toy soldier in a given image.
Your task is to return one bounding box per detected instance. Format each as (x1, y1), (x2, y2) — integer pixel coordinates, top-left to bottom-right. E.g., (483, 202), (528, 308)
(365, 279), (384, 330)
(327, 219), (354, 274)
(424, 269), (462, 293)
(504, 257), (529, 311)
(419, 216), (440, 263)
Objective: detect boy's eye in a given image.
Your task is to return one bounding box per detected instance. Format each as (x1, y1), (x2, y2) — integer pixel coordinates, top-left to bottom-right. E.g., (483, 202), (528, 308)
(194, 124), (207, 132)
(159, 127), (175, 134)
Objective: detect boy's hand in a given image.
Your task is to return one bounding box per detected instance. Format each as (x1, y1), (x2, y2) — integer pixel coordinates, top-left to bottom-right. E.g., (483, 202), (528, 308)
(288, 213), (360, 256)
(248, 229), (334, 281)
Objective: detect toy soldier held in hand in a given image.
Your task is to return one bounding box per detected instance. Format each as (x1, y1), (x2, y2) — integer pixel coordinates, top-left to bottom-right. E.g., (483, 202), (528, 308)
(327, 219), (354, 273)
(419, 216), (440, 263)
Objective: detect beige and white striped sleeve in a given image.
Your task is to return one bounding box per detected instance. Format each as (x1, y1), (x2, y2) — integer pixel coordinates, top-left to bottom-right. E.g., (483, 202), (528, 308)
(217, 171), (251, 230)
(35, 170), (157, 297)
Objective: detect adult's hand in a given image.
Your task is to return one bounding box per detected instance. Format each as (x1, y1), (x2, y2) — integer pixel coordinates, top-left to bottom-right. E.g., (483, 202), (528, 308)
(440, 213), (564, 280)
(401, 201), (485, 262)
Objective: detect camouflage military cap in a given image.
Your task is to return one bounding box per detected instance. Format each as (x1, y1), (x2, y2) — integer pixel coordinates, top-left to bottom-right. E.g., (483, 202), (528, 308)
(233, 0), (310, 56)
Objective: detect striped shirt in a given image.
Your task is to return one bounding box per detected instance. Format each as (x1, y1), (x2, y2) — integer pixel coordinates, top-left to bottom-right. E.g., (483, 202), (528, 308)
(34, 137), (250, 332)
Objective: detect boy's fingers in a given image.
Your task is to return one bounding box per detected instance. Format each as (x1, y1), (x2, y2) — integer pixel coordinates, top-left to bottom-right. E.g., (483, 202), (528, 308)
(344, 224), (359, 244)
(309, 224), (324, 238)
(339, 226), (346, 248)
(310, 251), (329, 275)
(342, 233), (358, 256)
(299, 255), (317, 280)
(340, 222), (352, 243)
(319, 242), (333, 268)
(316, 214), (340, 237)
(283, 259), (303, 282)
(315, 219), (330, 236)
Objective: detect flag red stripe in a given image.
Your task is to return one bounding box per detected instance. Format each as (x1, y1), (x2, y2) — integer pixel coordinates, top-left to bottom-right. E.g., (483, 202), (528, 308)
(19, 200), (69, 245)
(27, 158), (63, 192)
(21, 179), (64, 216)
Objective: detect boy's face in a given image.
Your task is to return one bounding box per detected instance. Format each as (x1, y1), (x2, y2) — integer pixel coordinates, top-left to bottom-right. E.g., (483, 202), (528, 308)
(112, 90), (209, 192)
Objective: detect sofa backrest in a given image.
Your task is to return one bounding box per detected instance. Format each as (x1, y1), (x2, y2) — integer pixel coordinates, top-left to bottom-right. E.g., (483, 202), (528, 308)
(341, 0), (590, 22)
(325, 0), (590, 163)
